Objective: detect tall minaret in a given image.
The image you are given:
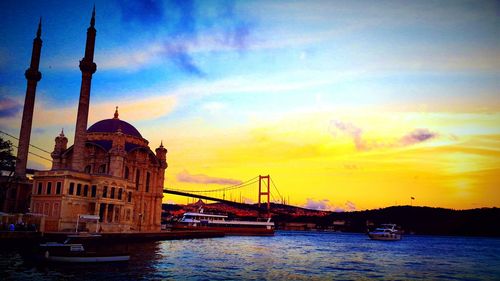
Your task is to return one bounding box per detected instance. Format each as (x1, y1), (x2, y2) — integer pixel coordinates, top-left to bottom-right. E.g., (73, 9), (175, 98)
(15, 18), (43, 177)
(72, 6), (97, 171)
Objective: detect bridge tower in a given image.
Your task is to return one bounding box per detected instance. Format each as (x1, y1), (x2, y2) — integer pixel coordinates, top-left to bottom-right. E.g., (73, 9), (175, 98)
(258, 175), (270, 213)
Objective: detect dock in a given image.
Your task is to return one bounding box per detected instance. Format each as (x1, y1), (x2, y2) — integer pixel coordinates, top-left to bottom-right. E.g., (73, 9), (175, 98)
(0, 230), (224, 247)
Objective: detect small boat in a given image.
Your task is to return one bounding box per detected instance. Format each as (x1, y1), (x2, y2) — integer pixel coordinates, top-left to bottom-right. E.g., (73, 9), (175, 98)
(38, 233), (130, 262)
(368, 224), (402, 241)
(172, 211), (275, 236)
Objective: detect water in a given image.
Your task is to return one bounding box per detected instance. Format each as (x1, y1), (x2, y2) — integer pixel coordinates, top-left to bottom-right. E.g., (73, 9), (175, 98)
(1, 231), (499, 280)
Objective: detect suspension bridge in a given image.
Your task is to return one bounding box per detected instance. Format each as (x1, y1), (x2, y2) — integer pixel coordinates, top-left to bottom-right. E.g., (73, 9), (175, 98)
(163, 175), (285, 211)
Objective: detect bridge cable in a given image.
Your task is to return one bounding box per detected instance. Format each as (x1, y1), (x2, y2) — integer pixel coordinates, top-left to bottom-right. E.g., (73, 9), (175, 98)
(166, 176), (259, 193)
(9, 142), (53, 162)
(270, 177), (283, 203)
(0, 130), (52, 155)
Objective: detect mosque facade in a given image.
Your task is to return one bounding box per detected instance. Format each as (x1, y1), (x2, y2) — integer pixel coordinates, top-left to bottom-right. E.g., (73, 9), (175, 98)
(23, 8), (168, 232)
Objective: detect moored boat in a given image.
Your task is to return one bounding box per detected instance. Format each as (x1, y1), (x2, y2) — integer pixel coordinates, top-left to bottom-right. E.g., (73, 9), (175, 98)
(368, 224), (402, 241)
(38, 233), (130, 262)
(172, 211), (275, 236)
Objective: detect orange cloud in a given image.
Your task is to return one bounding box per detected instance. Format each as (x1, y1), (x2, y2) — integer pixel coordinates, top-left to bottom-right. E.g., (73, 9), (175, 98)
(177, 170), (243, 185)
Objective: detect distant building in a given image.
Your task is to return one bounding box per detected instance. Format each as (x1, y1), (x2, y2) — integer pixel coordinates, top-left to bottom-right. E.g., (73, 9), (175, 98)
(16, 9), (168, 232)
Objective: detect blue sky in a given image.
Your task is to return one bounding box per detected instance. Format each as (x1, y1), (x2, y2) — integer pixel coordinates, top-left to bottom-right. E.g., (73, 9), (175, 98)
(0, 1), (499, 209)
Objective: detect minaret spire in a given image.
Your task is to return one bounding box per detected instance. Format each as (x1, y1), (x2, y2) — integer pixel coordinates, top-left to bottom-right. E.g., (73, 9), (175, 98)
(72, 7), (97, 171)
(90, 5), (95, 28)
(15, 18), (43, 177)
(37, 17), (42, 38)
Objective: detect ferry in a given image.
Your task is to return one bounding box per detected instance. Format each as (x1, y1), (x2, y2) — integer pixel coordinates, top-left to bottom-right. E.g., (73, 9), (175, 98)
(38, 233), (130, 263)
(172, 211), (275, 236)
(368, 224), (402, 241)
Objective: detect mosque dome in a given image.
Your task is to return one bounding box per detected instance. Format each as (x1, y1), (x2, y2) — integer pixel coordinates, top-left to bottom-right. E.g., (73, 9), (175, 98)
(86, 107), (142, 138)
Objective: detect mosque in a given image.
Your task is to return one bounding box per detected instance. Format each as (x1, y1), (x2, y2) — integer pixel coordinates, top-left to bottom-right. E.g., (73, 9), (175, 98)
(11, 8), (168, 232)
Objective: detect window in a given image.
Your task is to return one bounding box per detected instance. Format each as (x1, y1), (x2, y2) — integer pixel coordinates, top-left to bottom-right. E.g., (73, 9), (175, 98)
(146, 172), (150, 192)
(69, 182), (74, 195)
(98, 164), (106, 174)
(37, 182), (42, 194)
(127, 192), (132, 203)
(76, 184), (82, 196)
(124, 166), (129, 179)
(110, 187), (115, 199)
(91, 185), (97, 197)
(44, 202), (50, 216)
(56, 182), (62, 194)
(83, 185), (89, 197)
(84, 165), (91, 173)
(118, 188), (123, 200)
(47, 182), (52, 195)
(114, 206), (120, 222)
(135, 170), (140, 190)
(53, 203), (60, 217)
(103, 186), (108, 198)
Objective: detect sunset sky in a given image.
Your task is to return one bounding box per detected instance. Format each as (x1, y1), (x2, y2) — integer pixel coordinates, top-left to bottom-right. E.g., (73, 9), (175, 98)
(0, 0), (499, 211)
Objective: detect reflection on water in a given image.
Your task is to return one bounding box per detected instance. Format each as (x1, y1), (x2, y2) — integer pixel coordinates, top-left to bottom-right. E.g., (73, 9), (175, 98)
(1, 231), (499, 280)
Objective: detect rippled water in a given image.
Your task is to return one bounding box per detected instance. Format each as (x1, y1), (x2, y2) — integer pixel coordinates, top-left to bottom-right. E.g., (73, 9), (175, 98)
(1, 231), (500, 280)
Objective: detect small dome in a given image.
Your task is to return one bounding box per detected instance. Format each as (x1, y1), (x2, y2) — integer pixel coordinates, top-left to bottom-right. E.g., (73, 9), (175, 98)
(87, 119), (142, 138)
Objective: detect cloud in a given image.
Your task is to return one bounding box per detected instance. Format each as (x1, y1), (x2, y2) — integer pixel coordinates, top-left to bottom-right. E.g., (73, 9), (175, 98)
(0, 92), (178, 130)
(164, 43), (205, 76)
(330, 120), (365, 150)
(304, 198), (331, 211)
(330, 120), (438, 151)
(0, 96), (22, 118)
(176, 170), (243, 185)
(399, 128), (438, 146)
(97, 1), (253, 74)
(304, 198), (357, 212)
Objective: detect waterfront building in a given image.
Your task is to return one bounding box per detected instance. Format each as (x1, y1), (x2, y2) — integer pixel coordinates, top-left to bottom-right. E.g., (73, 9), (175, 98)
(26, 8), (168, 232)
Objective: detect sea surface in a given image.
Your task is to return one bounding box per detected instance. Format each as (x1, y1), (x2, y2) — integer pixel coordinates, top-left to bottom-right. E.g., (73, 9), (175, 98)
(1, 231), (499, 280)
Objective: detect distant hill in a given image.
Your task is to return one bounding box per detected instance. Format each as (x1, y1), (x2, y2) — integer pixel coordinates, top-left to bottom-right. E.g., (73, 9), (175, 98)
(162, 202), (500, 236)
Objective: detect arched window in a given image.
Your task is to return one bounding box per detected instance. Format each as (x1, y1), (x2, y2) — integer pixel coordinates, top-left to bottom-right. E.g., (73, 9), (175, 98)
(118, 188), (123, 200)
(110, 187), (115, 199)
(146, 172), (150, 192)
(46, 182), (52, 195)
(37, 182), (43, 194)
(135, 170), (141, 191)
(124, 167), (129, 179)
(98, 164), (106, 174)
(84, 165), (91, 173)
(128, 192), (132, 203)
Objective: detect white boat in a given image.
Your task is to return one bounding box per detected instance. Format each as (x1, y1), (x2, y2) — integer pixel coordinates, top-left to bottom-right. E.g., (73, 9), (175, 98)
(38, 233), (130, 262)
(172, 211), (275, 236)
(368, 224), (402, 241)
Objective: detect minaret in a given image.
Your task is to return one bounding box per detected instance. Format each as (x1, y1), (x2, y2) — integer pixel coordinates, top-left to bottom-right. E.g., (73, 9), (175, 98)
(51, 129), (68, 170)
(72, 6), (97, 171)
(155, 141), (168, 172)
(15, 18), (43, 177)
